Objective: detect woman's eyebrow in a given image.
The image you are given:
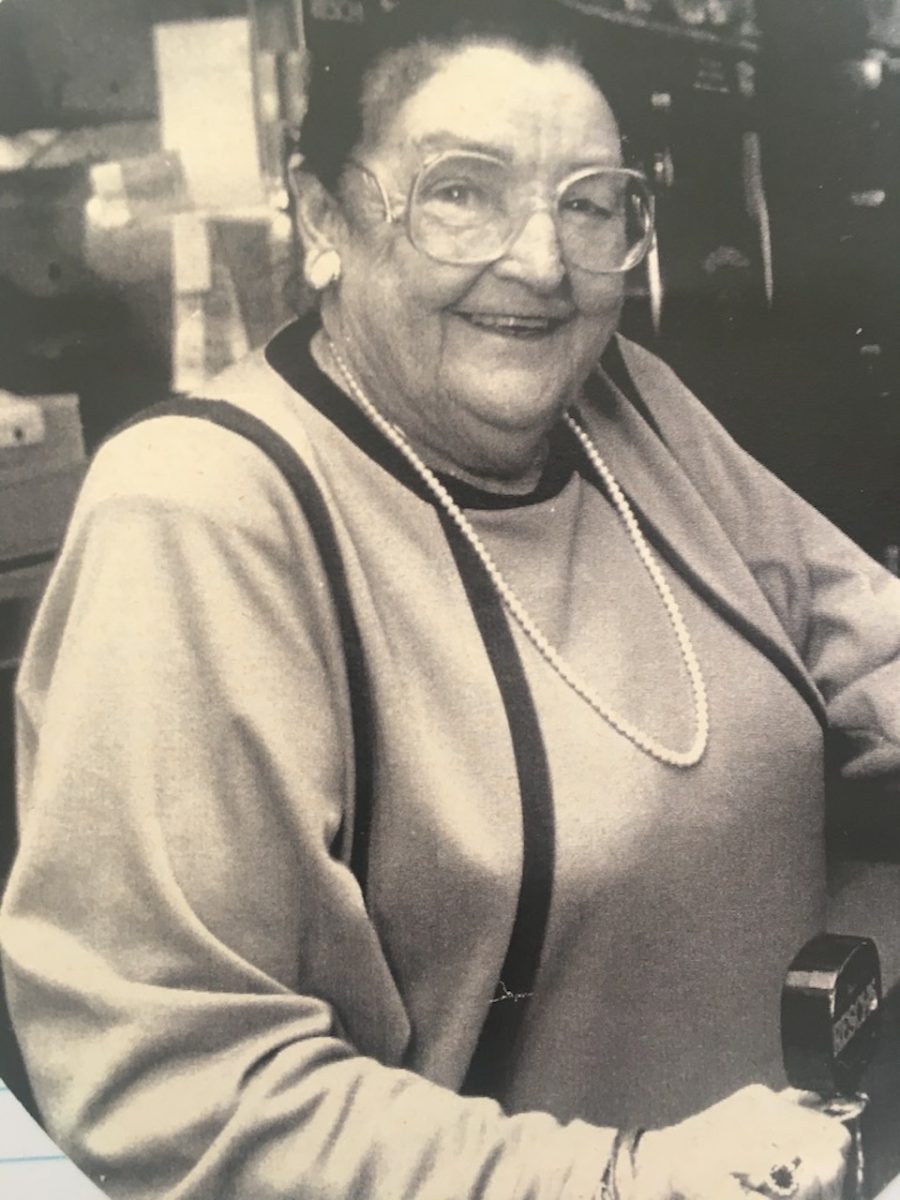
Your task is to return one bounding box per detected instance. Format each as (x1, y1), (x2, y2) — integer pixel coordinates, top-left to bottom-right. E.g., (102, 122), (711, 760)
(413, 133), (513, 160)
(412, 133), (623, 171)
(564, 150), (624, 168)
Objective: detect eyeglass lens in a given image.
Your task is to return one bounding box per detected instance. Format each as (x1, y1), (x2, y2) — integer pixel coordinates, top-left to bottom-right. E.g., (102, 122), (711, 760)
(410, 155), (652, 272)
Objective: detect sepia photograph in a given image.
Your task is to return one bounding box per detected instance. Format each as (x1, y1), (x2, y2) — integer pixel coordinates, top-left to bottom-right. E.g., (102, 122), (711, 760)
(1, 0), (899, 1196)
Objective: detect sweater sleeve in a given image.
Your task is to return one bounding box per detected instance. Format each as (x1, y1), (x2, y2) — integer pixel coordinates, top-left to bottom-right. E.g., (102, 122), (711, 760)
(618, 336), (900, 795)
(0, 419), (611, 1200)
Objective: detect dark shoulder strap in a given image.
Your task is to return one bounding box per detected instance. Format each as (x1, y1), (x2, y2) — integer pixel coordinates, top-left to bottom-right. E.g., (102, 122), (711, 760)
(437, 513), (556, 1103)
(114, 398), (376, 896)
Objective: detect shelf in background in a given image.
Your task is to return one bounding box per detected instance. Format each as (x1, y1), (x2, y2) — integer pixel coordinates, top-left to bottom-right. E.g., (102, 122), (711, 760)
(559, 0), (761, 53)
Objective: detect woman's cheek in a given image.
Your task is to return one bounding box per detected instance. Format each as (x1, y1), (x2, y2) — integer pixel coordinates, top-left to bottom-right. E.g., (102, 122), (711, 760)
(573, 272), (625, 320)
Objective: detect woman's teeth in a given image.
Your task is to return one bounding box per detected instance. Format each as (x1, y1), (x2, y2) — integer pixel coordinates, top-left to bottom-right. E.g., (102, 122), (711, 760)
(456, 312), (564, 337)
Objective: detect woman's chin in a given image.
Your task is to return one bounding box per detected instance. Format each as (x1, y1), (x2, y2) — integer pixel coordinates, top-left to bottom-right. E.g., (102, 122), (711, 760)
(446, 366), (578, 436)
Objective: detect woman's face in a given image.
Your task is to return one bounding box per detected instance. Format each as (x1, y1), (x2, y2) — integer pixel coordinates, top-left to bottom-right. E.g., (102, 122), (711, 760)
(322, 43), (626, 475)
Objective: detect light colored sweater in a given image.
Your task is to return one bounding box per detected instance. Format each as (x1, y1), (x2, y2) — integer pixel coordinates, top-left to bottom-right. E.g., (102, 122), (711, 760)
(2, 325), (899, 1199)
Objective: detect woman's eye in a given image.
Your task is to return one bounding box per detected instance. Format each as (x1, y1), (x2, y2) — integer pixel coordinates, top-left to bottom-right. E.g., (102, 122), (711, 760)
(432, 183), (484, 207)
(562, 196), (615, 220)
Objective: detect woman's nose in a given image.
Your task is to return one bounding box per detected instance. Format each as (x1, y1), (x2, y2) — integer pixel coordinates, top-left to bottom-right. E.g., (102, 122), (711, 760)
(492, 209), (566, 291)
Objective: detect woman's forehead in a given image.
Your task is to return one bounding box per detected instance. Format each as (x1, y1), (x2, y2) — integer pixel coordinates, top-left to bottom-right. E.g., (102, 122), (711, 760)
(365, 42), (622, 174)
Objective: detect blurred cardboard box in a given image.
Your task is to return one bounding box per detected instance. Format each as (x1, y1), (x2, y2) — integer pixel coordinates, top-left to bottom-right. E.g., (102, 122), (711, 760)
(0, 393), (85, 634)
(154, 19), (265, 211)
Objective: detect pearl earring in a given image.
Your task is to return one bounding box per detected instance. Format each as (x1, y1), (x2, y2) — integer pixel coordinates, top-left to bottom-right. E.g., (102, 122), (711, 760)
(305, 249), (342, 291)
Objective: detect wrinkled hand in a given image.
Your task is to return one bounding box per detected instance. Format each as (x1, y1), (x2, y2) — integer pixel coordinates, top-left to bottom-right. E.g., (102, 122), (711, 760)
(633, 1085), (850, 1200)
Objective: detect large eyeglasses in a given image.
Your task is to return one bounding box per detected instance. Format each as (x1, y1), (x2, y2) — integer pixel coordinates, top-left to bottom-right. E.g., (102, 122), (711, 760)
(348, 151), (655, 275)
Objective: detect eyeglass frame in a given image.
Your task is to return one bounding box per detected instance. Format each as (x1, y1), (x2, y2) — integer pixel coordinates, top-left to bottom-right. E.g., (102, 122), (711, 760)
(343, 150), (656, 275)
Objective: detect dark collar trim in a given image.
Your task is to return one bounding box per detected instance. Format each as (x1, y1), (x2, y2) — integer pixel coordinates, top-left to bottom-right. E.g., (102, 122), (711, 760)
(265, 315), (606, 512)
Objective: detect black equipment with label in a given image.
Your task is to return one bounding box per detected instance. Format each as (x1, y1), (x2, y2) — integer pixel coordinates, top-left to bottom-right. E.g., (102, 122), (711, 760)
(782, 934), (882, 1199)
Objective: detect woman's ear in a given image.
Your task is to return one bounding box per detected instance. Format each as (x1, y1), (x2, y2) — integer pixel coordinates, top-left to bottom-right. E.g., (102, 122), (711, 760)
(288, 161), (345, 292)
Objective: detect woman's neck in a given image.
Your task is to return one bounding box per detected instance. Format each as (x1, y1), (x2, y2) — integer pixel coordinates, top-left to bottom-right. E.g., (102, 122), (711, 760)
(430, 451), (549, 494)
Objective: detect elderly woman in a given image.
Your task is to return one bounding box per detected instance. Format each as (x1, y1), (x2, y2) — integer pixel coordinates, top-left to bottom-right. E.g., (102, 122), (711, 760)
(2, 2), (898, 1198)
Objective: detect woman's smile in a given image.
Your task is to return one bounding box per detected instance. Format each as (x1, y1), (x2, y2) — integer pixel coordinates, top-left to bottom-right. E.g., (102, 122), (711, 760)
(449, 308), (574, 339)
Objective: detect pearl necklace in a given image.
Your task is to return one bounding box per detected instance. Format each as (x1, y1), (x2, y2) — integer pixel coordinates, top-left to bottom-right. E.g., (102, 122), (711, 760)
(325, 334), (709, 768)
